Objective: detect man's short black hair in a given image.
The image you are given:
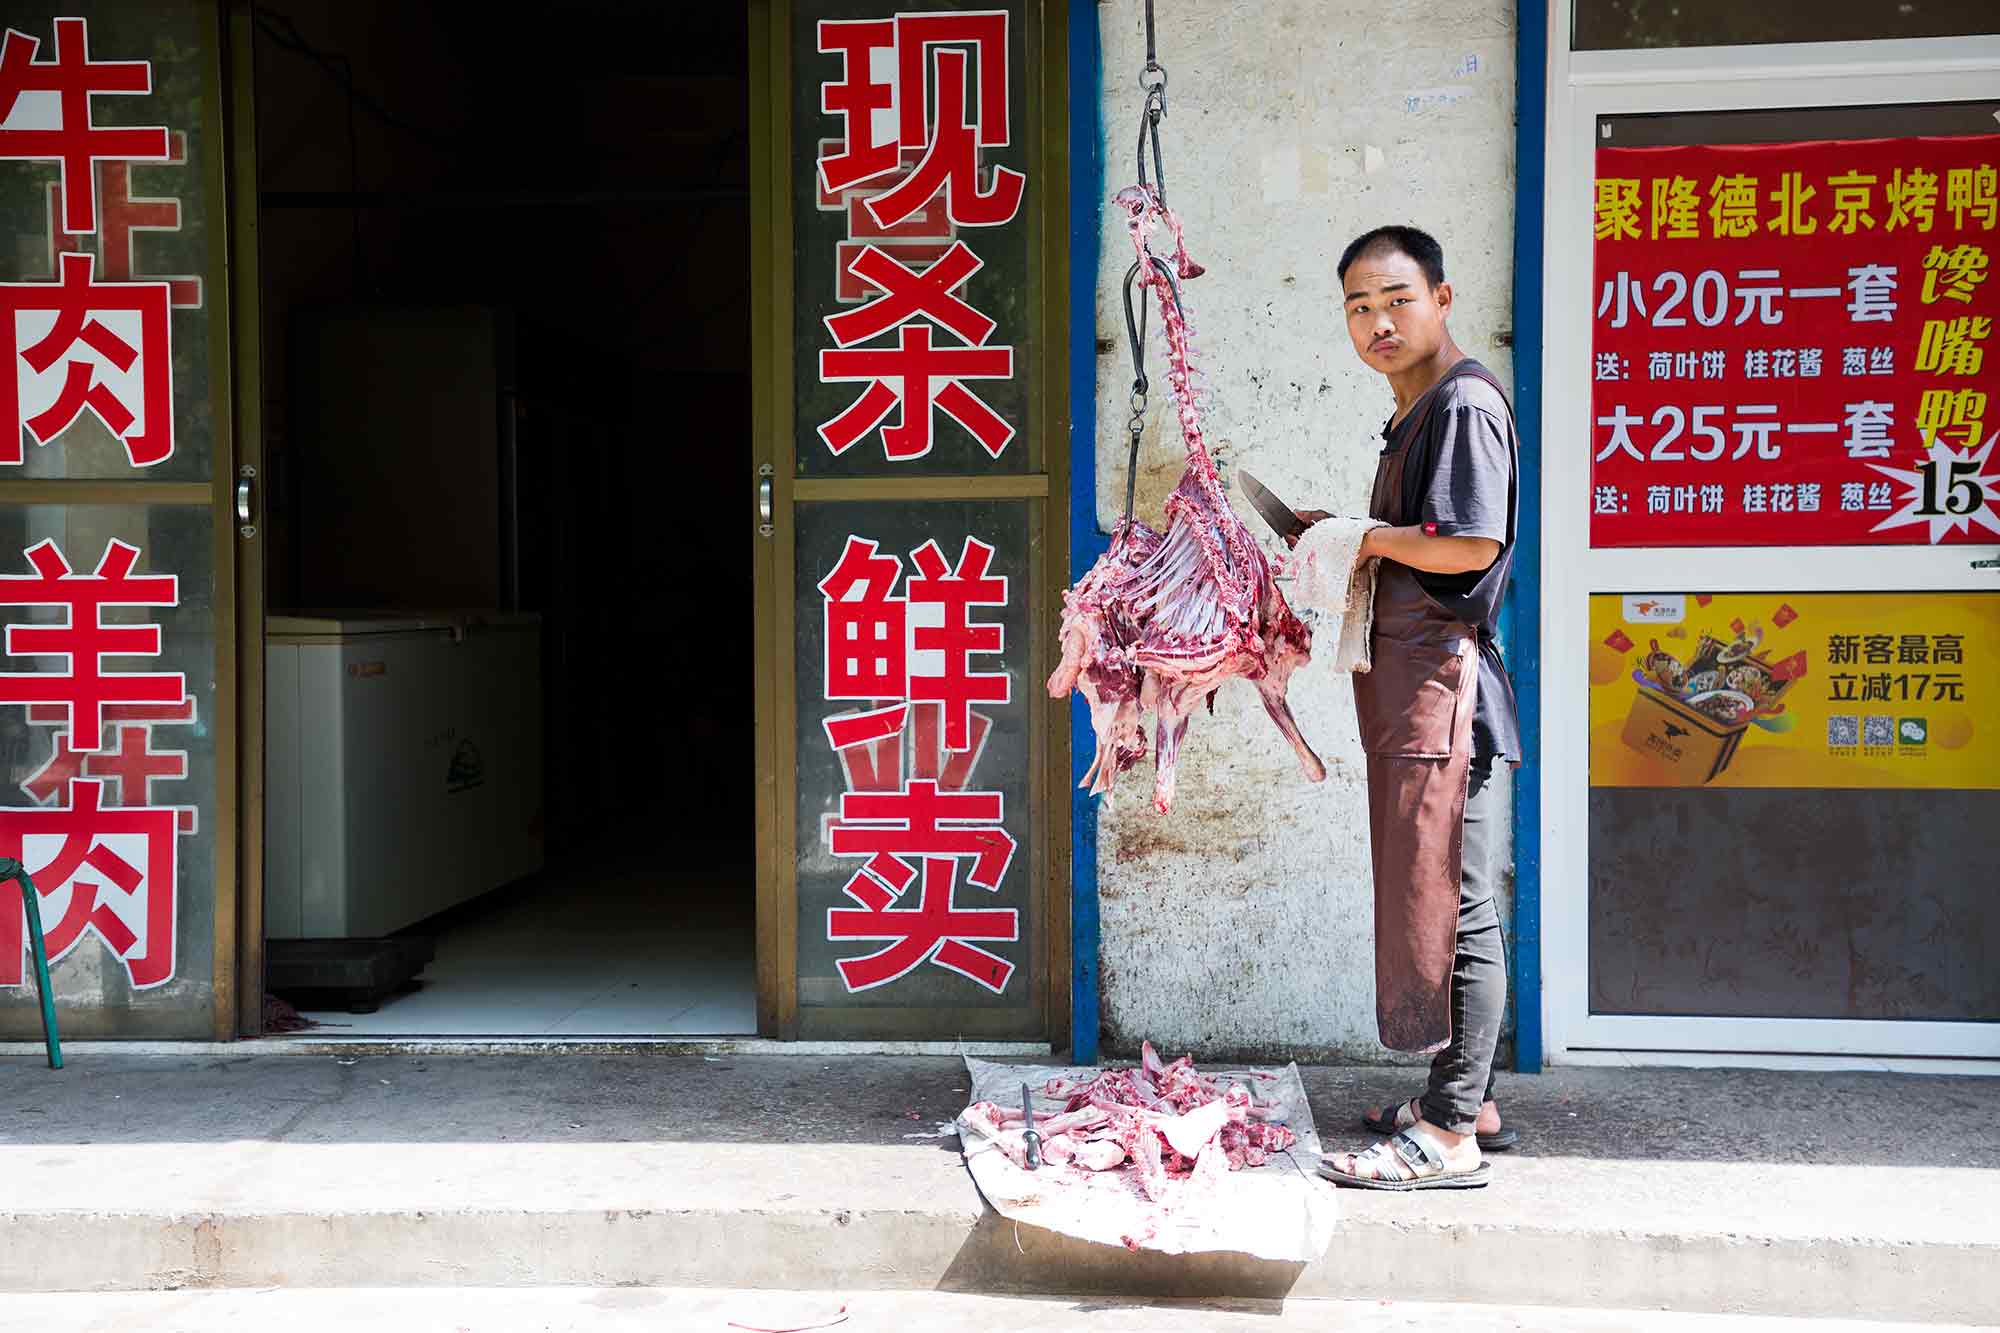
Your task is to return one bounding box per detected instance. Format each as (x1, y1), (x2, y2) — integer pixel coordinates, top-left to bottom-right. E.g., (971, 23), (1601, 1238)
(1338, 225), (1446, 290)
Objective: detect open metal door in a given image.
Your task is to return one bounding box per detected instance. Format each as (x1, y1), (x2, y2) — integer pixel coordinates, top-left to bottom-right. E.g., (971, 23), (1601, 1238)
(750, 0), (1071, 1041)
(0, 2), (257, 1041)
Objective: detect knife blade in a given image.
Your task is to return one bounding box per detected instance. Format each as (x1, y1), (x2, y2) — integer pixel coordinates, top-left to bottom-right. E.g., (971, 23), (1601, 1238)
(1237, 469), (1307, 545)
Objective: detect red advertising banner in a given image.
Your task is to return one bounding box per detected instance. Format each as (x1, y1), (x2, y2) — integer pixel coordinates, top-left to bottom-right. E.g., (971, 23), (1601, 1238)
(1591, 135), (1999, 547)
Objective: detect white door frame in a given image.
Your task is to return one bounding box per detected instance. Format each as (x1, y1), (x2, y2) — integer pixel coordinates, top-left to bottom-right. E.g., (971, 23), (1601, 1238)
(1539, 7), (2000, 1067)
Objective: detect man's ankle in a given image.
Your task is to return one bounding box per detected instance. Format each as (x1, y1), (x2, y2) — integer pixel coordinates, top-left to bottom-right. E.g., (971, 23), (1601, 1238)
(1415, 1118), (1475, 1150)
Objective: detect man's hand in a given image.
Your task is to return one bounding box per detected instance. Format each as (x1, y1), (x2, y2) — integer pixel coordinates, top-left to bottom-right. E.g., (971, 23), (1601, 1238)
(1284, 509), (1332, 550)
(1360, 524), (1501, 574)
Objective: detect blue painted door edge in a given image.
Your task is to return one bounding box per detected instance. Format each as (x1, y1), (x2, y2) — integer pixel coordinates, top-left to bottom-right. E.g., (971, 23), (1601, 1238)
(1067, 0), (1107, 1065)
(1506, 0), (1548, 1074)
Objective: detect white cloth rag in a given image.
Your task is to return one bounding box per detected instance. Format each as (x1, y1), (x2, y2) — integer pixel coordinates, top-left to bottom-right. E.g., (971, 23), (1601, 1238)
(1287, 515), (1387, 673)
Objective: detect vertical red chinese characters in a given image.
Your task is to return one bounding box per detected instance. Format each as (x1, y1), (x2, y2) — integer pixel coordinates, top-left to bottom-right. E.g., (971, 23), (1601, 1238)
(814, 10), (1022, 463)
(0, 18), (180, 467)
(0, 20), (196, 991)
(1590, 135), (1999, 547)
(0, 540), (195, 989)
(818, 533), (1019, 995)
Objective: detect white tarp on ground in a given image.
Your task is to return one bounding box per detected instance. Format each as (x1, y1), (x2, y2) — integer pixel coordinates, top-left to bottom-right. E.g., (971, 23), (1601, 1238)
(955, 1057), (1338, 1261)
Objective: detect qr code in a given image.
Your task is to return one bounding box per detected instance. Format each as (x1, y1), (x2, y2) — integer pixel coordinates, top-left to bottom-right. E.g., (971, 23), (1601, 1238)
(1827, 715), (1859, 746)
(1863, 715), (1895, 747)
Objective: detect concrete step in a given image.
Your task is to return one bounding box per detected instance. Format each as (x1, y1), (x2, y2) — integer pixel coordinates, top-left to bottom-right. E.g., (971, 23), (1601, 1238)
(5, 1287), (1993, 1333)
(1, 1054), (1994, 1324)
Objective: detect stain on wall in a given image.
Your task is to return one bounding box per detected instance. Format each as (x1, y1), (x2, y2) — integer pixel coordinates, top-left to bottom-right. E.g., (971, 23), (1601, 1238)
(1090, 0), (1518, 1062)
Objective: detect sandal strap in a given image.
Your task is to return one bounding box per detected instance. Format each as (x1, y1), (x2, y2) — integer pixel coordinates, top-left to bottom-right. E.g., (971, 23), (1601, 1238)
(1346, 1139), (1409, 1180)
(1390, 1130), (1441, 1175)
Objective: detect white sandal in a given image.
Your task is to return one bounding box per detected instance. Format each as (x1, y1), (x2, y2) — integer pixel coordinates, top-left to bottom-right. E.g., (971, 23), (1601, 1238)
(1318, 1129), (1492, 1191)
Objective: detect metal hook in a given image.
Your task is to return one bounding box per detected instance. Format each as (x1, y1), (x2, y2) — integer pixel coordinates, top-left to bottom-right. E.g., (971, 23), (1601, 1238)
(1122, 260), (1150, 523)
(1118, 252), (1185, 523)
(1135, 91), (1168, 205)
(1121, 255), (1184, 393)
(1121, 261), (1150, 391)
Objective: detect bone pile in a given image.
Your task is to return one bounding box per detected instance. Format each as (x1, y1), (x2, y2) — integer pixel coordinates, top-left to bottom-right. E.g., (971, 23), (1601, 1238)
(1046, 184), (1325, 814)
(961, 1040), (1298, 1228)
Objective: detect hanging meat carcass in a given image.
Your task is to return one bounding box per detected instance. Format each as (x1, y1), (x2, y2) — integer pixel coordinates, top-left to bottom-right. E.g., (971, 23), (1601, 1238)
(1047, 183), (1326, 814)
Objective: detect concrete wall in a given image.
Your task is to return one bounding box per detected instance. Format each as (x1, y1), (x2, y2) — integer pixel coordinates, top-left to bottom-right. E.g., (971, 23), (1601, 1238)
(1089, 0), (1519, 1061)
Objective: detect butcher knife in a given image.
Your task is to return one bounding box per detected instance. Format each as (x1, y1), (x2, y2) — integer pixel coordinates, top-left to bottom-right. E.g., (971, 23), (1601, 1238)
(1019, 1082), (1042, 1170)
(1237, 469), (1308, 546)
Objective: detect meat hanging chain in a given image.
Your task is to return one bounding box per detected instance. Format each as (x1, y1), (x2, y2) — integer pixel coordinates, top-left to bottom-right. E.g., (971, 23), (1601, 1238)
(1046, 182), (1327, 813)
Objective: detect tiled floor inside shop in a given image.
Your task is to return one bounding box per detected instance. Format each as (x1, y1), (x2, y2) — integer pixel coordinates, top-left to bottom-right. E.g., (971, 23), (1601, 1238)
(294, 838), (756, 1037)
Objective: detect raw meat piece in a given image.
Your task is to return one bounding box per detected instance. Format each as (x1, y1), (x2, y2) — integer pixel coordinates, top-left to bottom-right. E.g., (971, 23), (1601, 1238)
(1049, 183), (1325, 813)
(1126, 1111), (1169, 1202)
(1012, 1040), (1298, 1192)
(1152, 1095), (1233, 1159)
(962, 1101), (1012, 1136)
(1040, 1133), (1077, 1166)
(986, 1103), (1111, 1137)
(1070, 1139), (1128, 1171)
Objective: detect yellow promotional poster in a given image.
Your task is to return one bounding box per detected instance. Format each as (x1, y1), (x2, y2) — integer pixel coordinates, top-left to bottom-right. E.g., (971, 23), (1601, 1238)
(1588, 592), (1999, 790)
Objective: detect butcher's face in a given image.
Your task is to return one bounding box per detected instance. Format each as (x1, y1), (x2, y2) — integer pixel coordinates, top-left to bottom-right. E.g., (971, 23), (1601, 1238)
(1342, 248), (1452, 375)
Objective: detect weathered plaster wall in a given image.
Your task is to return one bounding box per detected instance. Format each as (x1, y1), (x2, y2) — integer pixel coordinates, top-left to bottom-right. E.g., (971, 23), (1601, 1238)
(1090, 0), (1518, 1061)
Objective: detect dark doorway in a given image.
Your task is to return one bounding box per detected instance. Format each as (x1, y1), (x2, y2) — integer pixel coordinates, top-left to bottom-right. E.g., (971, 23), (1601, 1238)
(250, 2), (754, 1034)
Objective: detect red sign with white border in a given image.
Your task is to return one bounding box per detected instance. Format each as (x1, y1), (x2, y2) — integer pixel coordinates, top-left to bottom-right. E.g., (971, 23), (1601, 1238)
(1591, 135), (1999, 547)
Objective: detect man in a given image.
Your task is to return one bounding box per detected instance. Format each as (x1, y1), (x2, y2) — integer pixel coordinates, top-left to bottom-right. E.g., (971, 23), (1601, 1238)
(1309, 226), (1522, 1191)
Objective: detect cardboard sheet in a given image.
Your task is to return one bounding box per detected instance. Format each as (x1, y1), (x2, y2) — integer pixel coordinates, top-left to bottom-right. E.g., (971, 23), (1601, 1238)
(955, 1057), (1337, 1260)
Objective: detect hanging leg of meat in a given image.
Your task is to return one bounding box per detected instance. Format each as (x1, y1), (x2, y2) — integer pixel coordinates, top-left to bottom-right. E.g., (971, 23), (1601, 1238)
(1050, 518), (1158, 796)
(1150, 704), (1195, 817)
(1250, 579), (1328, 784)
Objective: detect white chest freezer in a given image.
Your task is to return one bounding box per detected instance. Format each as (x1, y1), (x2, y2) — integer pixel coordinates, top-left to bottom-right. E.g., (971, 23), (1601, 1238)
(265, 612), (545, 938)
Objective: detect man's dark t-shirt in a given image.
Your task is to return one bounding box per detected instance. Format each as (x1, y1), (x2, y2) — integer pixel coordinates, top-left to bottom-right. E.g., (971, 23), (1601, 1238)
(1377, 359), (1522, 764)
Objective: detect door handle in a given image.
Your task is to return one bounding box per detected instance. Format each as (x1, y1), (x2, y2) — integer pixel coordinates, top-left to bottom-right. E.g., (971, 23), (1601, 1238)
(757, 463), (774, 538)
(236, 466), (256, 538)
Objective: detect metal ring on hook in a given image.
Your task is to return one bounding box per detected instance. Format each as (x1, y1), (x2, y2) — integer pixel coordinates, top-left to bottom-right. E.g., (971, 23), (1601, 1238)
(1139, 81), (1166, 118)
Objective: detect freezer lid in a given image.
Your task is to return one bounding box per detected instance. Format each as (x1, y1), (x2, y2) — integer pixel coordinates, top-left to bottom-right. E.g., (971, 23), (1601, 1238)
(267, 609), (542, 641)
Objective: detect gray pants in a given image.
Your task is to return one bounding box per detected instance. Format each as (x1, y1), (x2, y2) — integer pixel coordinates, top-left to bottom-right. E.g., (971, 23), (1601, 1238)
(1417, 761), (1509, 1135)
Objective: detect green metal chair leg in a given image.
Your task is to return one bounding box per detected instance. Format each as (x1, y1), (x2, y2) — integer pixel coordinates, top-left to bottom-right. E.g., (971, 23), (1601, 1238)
(2, 857), (61, 1070)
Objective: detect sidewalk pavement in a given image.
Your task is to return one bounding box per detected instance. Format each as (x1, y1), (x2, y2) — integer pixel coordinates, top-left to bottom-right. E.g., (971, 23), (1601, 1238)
(1, 1053), (1994, 1324)
(6, 1288), (1994, 1333)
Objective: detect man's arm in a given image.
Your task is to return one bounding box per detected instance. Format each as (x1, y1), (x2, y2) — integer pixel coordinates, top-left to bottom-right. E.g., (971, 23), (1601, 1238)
(1285, 511), (1498, 573)
(1360, 524), (1500, 575)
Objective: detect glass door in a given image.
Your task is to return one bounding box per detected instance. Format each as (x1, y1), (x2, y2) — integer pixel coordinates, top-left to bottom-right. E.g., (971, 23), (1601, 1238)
(1543, 29), (2000, 1062)
(750, 0), (1070, 1040)
(0, 2), (254, 1040)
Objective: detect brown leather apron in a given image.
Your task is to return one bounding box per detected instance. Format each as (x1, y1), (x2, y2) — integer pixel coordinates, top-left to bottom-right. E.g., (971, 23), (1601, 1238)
(1350, 395), (1481, 1055)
